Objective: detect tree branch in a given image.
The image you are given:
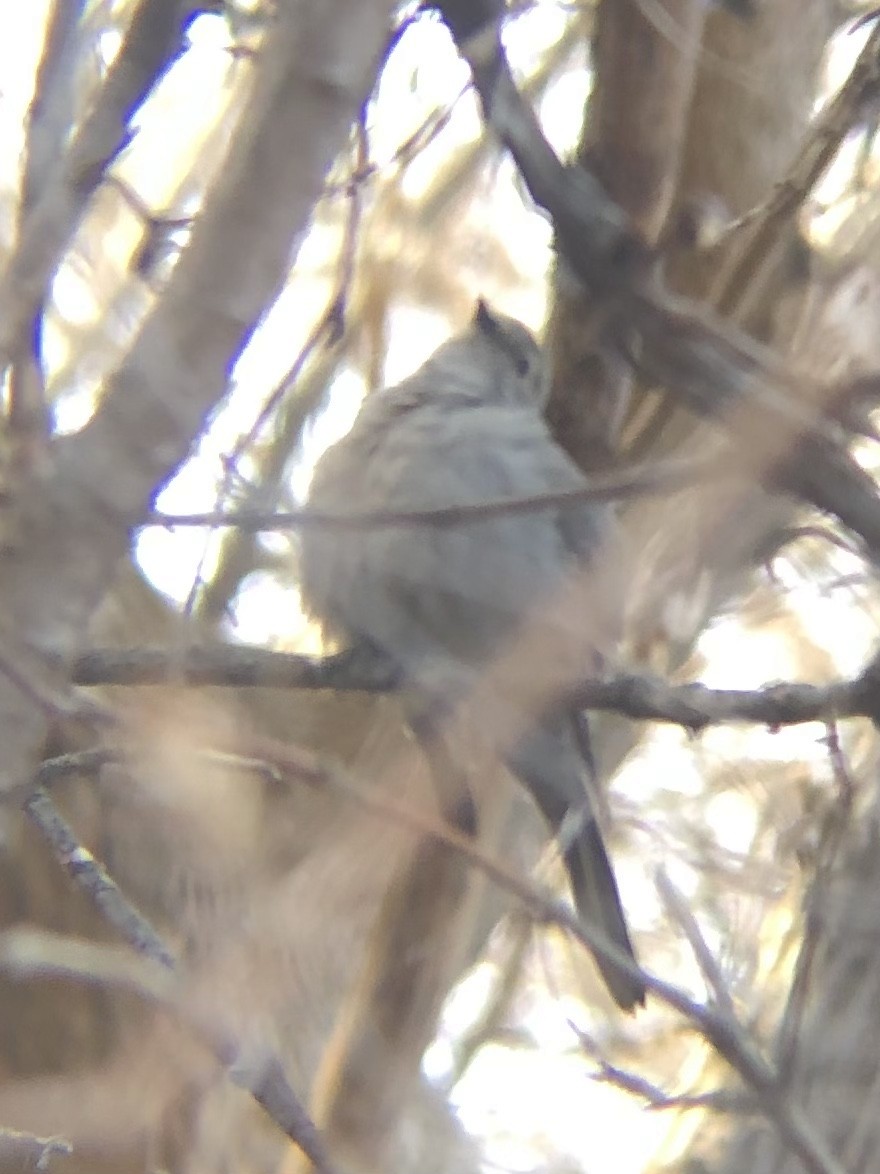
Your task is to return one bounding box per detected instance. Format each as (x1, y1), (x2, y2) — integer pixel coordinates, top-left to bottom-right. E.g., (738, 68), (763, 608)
(252, 727), (847, 1174)
(0, 0), (193, 370)
(24, 783), (342, 1174)
(436, 4), (880, 559)
(142, 452), (728, 530)
(70, 642), (880, 731)
(0, 0), (397, 802)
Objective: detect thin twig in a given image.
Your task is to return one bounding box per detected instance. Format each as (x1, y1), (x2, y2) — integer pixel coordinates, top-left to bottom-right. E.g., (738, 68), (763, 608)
(0, 1123), (73, 1171)
(631, 14), (880, 451)
(656, 866), (737, 1017)
(23, 786), (340, 1174)
(443, 914), (532, 1089)
(438, 1), (880, 564)
(145, 453), (733, 530)
(710, 18), (880, 317)
(35, 747), (119, 787)
(0, 0), (192, 370)
(258, 726), (847, 1174)
(774, 722), (856, 1083)
(24, 788), (177, 969)
(0, 924), (338, 1174)
(0, 927), (173, 1001)
(575, 1036), (753, 1114)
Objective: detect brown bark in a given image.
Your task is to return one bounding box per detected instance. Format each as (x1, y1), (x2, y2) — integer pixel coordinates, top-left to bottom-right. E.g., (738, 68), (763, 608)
(0, 2), (402, 1170)
(546, 3), (880, 1172)
(0, 0), (398, 812)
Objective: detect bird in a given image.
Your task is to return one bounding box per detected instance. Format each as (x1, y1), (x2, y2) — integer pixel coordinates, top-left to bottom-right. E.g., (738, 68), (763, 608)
(298, 300), (644, 1010)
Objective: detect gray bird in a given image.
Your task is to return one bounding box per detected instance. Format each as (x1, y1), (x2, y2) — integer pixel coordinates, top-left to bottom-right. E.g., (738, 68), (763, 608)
(299, 302), (644, 1010)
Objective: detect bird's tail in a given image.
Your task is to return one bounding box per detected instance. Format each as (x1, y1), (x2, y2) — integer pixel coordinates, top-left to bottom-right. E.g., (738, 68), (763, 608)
(510, 716), (645, 1011)
(561, 813), (645, 1011)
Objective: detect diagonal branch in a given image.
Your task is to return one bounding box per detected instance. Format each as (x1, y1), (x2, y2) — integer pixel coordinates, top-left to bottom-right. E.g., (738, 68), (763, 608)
(0, 0), (194, 370)
(254, 729), (846, 1174)
(24, 782), (341, 1174)
(437, 3), (880, 559)
(0, 0), (397, 801)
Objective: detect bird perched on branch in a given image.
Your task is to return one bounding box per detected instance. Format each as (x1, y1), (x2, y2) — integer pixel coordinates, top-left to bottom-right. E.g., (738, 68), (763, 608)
(299, 301), (644, 1010)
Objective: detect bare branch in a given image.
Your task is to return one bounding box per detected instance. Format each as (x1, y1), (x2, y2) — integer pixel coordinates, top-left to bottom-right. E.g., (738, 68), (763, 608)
(774, 723), (856, 1083)
(656, 866), (737, 1017)
(71, 643), (398, 690)
(0, 1124), (72, 1171)
(709, 18), (880, 315)
(35, 747), (119, 787)
(0, 0), (192, 369)
(590, 1061), (751, 1115)
(588, 0), (708, 243)
(19, 0), (87, 216)
(0, 927), (173, 1000)
(24, 785), (341, 1173)
(69, 642), (880, 732)
(437, 3), (880, 561)
(257, 728), (846, 1174)
(145, 452), (731, 529)
(0, 0), (396, 802)
(7, 0), (88, 458)
(24, 788), (177, 969)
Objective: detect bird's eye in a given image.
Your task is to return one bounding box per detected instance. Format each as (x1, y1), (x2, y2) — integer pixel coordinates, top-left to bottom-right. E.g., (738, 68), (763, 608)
(514, 354), (531, 377)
